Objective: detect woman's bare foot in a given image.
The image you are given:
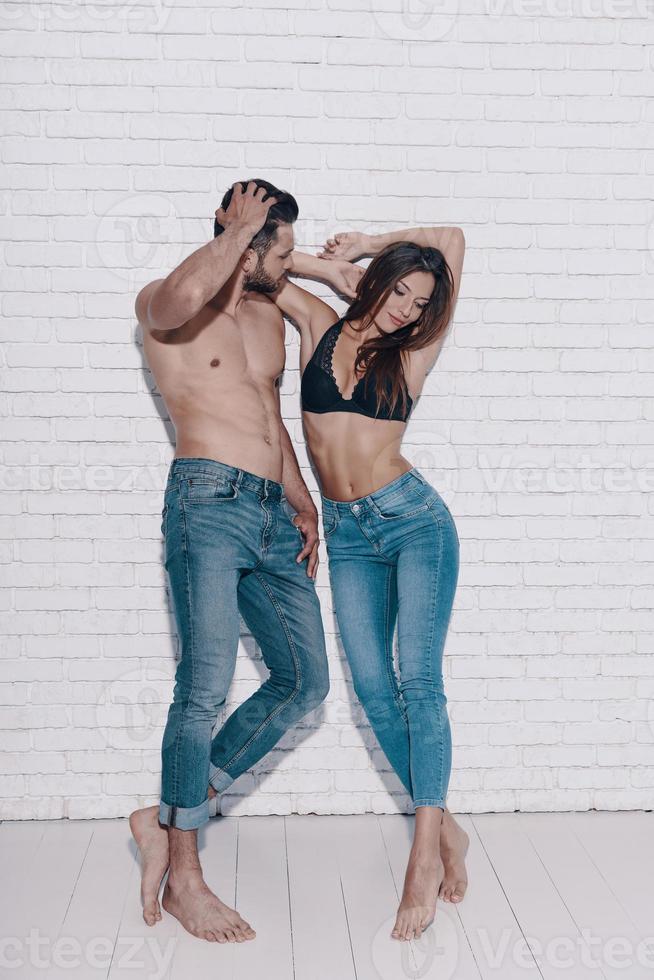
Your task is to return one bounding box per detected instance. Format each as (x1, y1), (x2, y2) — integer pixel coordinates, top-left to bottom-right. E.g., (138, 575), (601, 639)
(391, 847), (444, 943)
(162, 873), (256, 943)
(439, 810), (469, 904)
(129, 805), (170, 925)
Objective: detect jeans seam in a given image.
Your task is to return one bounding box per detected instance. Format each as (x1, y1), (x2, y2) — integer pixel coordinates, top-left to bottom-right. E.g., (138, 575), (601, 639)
(383, 563), (405, 721)
(170, 491), (194, 814)
(216, 570), (302, 773)
(356, 516), (382, 554)
(425, 513), (443, 687)
(400, 504), (446, 805)
(431, 514), (446, 799)
(257, 495), (275, 563)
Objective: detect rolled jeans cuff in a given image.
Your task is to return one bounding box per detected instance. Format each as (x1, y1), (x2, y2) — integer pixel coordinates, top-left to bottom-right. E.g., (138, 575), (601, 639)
(208, 761), (235, 793)
(159, 797), (210, 830)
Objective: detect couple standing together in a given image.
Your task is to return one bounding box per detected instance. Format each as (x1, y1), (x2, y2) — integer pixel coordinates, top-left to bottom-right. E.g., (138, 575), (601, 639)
(130, 179), (467, 946)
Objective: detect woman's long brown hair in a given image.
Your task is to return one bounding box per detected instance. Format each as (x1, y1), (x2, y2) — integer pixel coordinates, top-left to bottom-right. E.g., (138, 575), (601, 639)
(343, 241), (455, 418)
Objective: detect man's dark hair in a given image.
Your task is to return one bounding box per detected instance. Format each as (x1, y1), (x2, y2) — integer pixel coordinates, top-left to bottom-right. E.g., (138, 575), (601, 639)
(214, 178), (299, 258)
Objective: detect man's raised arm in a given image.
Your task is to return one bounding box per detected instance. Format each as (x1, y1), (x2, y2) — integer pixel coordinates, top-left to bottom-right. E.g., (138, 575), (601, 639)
(135, 181), (275, 333)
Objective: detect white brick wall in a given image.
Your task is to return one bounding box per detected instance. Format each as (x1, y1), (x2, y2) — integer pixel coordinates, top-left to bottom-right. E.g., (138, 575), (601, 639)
(1, 1), (653, 819)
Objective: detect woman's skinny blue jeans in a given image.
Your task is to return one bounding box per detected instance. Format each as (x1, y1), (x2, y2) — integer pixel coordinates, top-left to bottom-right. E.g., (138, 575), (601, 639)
(322, 468), (459, 810)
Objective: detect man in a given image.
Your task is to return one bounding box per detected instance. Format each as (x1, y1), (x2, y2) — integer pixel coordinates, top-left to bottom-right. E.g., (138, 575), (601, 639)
(130, 180), (330, 944)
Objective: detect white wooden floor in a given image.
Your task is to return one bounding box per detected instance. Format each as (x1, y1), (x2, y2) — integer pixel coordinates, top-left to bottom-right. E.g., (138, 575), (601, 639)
(1, 812), (653, 980)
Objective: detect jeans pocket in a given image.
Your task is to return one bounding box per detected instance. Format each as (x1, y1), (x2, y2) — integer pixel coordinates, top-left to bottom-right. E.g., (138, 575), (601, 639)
(183, 476), (239, 504)
(322, 510), (340, 537)
(370, 487), (430, 521)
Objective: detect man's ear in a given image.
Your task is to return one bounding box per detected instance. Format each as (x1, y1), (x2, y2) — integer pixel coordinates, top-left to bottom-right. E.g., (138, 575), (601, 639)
(241, 246), (256, 272)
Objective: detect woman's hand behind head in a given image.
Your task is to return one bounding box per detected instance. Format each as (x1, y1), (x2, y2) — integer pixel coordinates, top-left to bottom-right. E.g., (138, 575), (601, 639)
(318, 231), (370, 262)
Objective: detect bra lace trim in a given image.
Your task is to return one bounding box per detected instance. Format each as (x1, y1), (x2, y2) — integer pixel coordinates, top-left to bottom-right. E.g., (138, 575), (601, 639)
(319, 319), (342, 378)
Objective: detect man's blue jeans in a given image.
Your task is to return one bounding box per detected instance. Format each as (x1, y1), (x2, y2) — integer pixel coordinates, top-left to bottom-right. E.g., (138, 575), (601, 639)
(322, 468), (459, 810)
(159, 457), (330, 830)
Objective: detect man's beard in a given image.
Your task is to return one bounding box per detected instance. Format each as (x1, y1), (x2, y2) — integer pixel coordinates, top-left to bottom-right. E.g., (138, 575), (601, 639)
(244, 256), (280, 295)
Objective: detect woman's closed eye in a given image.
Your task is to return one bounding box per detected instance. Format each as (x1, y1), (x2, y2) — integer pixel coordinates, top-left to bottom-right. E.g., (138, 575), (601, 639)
(393, 286), (427, 311)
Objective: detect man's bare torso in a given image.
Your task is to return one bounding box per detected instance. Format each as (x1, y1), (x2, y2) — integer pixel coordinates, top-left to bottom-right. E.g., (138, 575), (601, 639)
(142, 293), (286, 482)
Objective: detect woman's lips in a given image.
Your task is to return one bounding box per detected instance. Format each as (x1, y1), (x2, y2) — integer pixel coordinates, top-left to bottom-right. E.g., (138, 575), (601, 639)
(389, 313), (404, 327)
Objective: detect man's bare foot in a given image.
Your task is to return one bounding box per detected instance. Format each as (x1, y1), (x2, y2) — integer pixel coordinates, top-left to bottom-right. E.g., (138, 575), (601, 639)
(439, 810), (469, 904)
(129, 786), (219, 925)
(162, 873), (256, 943)
(129, 805), (170, 926)
(391, 848), (444, 943)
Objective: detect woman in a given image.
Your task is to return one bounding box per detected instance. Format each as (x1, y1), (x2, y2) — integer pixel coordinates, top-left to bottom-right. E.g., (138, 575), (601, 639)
(274, 225), (467, 943)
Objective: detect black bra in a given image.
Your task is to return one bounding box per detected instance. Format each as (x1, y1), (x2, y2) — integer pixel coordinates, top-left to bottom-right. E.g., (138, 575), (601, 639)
(300, 318), (413, 423)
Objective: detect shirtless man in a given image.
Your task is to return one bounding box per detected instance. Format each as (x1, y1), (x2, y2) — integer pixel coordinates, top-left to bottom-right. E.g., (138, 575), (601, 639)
(129, 180), (331, 943)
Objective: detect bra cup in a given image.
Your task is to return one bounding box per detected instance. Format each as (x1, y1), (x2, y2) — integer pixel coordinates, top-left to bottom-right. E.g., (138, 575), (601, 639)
(301, 361), (340, 412)
(300, 318), (414, 422)
(351, 376), (413, 422)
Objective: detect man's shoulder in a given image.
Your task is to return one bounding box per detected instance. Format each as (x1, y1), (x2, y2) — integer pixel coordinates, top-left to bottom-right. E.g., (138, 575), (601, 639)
(246, 294), (285, 330)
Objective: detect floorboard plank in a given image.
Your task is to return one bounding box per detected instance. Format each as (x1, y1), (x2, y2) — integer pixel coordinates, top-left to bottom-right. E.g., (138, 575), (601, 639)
(517, 813), (651, 980)
(330, 813), (405, 980)
(47, 820), (137, 980)
(1, 821), (94, 980)
(472, 813), (600, 980)
(455, 813), (541, 980)
(566, 812), (654, 949)
(285, 814), (356, 980)
(226, 815), (294, 980)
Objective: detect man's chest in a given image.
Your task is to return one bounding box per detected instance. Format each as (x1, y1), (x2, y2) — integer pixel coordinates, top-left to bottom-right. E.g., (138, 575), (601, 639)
(158, 310), (287, 384)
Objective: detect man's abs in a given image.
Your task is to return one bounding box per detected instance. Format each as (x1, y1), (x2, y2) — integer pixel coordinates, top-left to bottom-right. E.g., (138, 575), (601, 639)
(173, 389), (284, 482)
(142, 299), (286, 483)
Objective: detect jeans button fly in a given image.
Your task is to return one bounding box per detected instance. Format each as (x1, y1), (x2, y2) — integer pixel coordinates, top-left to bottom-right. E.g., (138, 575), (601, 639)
(352, 504), (360, 512)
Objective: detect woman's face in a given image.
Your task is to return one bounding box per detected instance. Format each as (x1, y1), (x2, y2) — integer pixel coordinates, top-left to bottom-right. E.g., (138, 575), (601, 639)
(376, 269), (436, 333)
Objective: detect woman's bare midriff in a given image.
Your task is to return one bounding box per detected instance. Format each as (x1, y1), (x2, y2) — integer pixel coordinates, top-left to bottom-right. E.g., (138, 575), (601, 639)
(302, 411), (413, 502)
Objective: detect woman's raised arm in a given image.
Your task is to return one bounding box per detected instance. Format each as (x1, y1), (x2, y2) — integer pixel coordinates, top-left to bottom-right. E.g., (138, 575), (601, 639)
(270, 250), (363, 347)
